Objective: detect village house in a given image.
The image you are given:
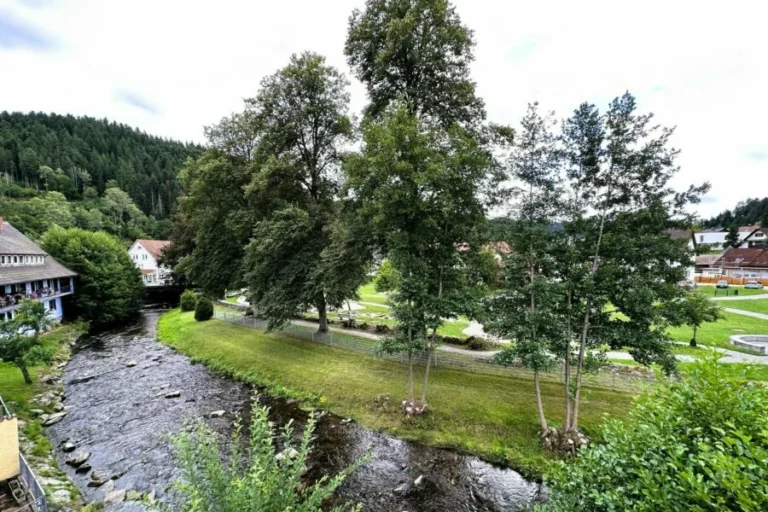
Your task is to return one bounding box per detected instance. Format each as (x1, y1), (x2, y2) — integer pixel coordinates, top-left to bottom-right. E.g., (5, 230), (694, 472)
(736, 226), (768, 249)
(0, 219), (76, 324)
(713, 247), (768, 281)
(128, 239), (171, 286)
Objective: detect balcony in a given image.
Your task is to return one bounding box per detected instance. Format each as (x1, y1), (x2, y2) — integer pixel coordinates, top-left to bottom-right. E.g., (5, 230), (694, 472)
(0, 287), (73, 312)
(0, 396), (47, 511)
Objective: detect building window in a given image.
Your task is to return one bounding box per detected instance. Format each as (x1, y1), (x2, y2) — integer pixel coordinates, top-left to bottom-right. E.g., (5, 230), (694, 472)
(49, 300), (57, 311)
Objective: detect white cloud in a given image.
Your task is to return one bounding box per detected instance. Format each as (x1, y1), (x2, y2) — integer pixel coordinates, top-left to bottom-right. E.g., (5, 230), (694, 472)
(0, 0), (766, 217)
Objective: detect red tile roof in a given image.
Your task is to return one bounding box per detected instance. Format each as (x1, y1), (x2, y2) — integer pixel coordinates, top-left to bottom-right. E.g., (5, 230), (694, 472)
(719, 248), (768, 268)
(136, 240), (171, 261)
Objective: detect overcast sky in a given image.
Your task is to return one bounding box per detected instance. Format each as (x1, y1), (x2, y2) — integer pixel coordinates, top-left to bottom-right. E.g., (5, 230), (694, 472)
(1, 0), (766, 217)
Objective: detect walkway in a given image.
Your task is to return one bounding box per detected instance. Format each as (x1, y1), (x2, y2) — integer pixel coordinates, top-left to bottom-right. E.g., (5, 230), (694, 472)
(710, 293), (768, 301)
(722, 307), (768, 321)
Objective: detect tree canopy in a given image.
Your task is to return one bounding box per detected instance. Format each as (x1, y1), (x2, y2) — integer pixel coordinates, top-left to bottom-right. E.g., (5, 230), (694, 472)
(42, 226), (144, 328)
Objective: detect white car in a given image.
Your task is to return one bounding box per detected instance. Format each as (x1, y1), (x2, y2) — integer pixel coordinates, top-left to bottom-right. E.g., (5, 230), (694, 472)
(716, 280), (729, 289)
(745, 280), (764, 290)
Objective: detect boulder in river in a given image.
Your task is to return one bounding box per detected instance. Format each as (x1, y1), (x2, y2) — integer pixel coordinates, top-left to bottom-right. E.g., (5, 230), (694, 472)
(65, 451), (91, 467)
(62, 442), (76, 452)
(43, 411), (69, 426)
(126, 360), (137, 367)
(104, 489), (126, 505)
(164, 390), (181, 398)
(208, 410), (225, 418)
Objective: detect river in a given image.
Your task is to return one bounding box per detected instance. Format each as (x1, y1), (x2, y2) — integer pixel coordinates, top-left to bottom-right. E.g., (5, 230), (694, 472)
(46, 309), (545, 511)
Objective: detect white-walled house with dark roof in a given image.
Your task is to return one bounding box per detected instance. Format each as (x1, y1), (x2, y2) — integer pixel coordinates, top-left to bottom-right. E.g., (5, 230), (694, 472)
(0, 218), (76, 323)
(128, 239), (171, 286)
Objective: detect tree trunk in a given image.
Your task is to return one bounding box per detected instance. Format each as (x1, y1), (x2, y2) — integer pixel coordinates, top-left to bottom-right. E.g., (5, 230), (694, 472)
(18, 362), (32, 385)
(407, 327), (414, 403)
(570, 302), (591, 431)
(534, 370), (548, 431)
(420, 329), (437, 406)
(316, 295), (328, 333)
(564, 287), (573, 430)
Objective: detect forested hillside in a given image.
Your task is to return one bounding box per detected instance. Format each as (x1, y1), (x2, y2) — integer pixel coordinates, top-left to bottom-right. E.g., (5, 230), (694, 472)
(0, 111), (202, 217)
(703, 197), (768, 228)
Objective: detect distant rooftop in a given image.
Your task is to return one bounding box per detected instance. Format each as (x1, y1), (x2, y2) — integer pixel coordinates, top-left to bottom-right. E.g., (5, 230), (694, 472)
(135, 240), (171, 261)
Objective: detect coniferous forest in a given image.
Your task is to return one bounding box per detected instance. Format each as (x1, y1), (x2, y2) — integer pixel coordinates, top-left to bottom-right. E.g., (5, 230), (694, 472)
(0, 111), (202, 239)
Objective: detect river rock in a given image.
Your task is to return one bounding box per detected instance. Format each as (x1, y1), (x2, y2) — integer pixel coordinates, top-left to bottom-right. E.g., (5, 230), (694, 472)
(164, 390), (181, 398)
(126, 360), (137, 367)
(30, 408), (45, 416)
(51, 489), (71, 504)
(75, 463), (92, 473)
(53, 402), (65, 412)
(91, 470), (106, 482)
(126, 489), (141, 501)
(414, 475), (425, 487)
(65, 451), (91, 467)
(104, 489), (127, 505)
(62, 442), (76, 452)
(43, 411), (69, 426)
(208, 410), (225, 418)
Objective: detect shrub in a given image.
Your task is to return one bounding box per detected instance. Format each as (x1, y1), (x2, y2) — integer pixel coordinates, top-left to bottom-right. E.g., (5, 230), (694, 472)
(167, 403), (364, 511)
(545, 355), (768, 511)
(179, 290), (197, 312)
(194, 296), (214, 321)
(467, 337), (487, 351)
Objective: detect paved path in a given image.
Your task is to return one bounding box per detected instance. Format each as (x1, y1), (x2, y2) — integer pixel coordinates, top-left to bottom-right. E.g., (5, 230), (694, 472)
(722, 307), (768, 321)
(710, 293), (768, 301)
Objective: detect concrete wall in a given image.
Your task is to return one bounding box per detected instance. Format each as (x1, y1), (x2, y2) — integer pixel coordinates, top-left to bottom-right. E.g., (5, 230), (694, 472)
(0, 416), (20, 481)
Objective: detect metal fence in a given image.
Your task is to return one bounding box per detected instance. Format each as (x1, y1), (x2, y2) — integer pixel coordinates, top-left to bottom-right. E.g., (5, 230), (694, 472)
(18, 454), (47, 512)
(214, 309), (652, 393)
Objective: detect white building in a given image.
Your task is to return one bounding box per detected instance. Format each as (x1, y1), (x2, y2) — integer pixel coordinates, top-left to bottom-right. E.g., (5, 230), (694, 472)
(0, 219), (76, 323)
(128, 239), (171, 286)
(694, 225), (761, 250)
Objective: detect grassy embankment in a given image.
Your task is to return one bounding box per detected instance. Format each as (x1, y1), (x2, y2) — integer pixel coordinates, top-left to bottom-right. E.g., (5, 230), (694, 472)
(157, 309), (634, 476)
(666, 311), (768, 350)
(0, 324), (83, 505)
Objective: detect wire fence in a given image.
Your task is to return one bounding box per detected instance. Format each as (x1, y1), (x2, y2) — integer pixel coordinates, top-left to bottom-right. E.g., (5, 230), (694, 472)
(19, 453), (47, 512)
(214, 308), (653, 393)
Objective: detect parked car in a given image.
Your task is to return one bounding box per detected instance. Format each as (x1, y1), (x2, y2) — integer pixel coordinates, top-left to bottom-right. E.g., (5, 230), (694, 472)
(716, 280), (729, 288)
(745, 280), (764, 290)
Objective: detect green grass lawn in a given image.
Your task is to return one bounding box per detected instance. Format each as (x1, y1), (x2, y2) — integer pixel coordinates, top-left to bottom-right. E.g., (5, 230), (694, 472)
(720, 299), (768, 315)
(667, 311), (768, 351)
(696, 286), (767, 297)
(158, 310), (634, 476)
(357, 282), (390, 305)
(225, 295), (241, 304)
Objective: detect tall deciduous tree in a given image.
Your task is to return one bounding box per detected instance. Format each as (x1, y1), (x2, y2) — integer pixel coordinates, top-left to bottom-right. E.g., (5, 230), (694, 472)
(483, 103), (563, 431)
(243, 52), (357, 332)
(345, 0), (484, 127)
(343, 0), (505, 413)
(344, 106), (499, 412)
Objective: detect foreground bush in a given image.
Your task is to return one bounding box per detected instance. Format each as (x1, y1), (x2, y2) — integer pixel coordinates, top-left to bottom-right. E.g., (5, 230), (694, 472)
(194, 296), (213, 321)
(179, 290), (197, 312)
(168, 403), (363, 511)
(545, 356), (768, 511)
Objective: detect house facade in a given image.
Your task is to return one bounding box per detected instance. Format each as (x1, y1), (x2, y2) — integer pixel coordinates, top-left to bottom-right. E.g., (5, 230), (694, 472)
(715, 247), (768, 280)
(736, 227), (767, 249)
(0, 219), (76, 323)
(128, 239), (171, 286)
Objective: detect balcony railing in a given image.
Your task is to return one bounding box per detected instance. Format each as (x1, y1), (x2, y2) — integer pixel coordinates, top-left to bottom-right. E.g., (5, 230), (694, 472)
(18, 453), (47, 512)
(0, 287), (73, 310)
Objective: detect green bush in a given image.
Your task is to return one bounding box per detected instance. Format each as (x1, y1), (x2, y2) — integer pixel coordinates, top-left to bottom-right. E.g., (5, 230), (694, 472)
(166, 403), (364, 511)
(545, 355), (768, 511)
(194, 297), (214, 321)
(180, 290), (197, 312)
